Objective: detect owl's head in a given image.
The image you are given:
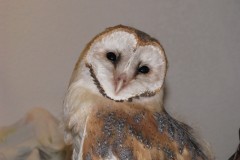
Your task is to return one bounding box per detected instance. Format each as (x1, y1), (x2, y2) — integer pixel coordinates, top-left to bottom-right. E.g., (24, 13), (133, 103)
(71, 25), (167, 103)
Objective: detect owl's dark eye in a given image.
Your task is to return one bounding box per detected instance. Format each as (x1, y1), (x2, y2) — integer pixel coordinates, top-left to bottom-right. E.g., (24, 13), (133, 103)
(138, 65), (150, 74)
(106, 52), (117, 62)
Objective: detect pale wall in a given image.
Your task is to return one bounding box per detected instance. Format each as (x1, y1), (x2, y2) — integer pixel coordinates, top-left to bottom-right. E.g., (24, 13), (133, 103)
(1, 1), (240, 159)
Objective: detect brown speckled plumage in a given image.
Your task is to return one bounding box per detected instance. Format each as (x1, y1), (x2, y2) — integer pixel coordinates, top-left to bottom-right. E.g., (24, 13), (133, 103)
(80, 106), (208, 160)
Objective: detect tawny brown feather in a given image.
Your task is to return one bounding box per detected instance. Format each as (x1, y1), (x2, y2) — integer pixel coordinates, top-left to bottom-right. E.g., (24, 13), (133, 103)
(81, 105), (207, 160)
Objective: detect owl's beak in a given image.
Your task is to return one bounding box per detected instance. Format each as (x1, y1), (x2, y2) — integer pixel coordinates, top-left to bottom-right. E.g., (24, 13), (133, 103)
(114, 73), (128, 94)
(115, 79), (124, 94)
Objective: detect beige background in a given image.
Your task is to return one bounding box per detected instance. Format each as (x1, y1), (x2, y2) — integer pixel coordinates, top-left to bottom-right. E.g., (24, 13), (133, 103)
(0, 0), (240, 159)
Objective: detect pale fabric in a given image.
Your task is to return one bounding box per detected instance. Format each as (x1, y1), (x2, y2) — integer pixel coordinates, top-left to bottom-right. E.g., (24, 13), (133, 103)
(0, 108), (68, 160)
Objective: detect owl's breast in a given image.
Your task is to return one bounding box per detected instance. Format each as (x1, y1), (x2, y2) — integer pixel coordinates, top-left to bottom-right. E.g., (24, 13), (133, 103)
(79, 106), (208, 160)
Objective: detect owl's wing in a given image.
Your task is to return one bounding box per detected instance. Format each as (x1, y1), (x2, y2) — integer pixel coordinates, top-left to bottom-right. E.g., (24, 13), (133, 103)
(81, 109), (212, 160)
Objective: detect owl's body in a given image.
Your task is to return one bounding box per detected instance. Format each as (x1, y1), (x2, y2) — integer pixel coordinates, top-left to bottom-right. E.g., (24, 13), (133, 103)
(63, 25), (212, 160)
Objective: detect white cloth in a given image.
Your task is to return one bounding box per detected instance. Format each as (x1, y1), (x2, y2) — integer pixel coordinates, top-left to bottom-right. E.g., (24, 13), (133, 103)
(0, 108), (68, 160)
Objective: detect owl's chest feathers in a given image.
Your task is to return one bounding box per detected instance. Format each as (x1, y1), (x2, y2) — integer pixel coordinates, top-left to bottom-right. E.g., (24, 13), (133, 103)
(81, 107), (184, 160)
(80, 108), (209, 160)
(65, 88), (209, 159)
(66, 85), (208, 160)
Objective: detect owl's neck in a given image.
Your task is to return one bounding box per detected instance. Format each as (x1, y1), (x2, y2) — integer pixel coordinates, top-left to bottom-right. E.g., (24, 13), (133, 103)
(129, 89), (164, 112)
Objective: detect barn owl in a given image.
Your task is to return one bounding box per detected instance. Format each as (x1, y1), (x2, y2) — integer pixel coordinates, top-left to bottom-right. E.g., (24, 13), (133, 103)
(63, 25), (212, 160)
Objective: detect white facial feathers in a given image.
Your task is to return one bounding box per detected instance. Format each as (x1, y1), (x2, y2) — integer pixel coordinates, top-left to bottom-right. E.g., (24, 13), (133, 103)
(135, 45), (166, 90)
(84, 30), (166, 101)
(86, 31), (137, 64)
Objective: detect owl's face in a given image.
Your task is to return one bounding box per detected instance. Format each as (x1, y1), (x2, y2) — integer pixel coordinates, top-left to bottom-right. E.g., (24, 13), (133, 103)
(82, 26), (167, 102)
